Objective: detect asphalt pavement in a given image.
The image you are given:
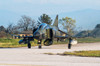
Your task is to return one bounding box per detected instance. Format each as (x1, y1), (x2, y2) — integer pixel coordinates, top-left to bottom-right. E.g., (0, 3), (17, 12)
(0, 42), (100, 66)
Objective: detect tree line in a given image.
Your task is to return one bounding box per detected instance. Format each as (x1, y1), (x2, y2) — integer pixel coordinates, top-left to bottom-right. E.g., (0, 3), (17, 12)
(0, 14), (76, 38)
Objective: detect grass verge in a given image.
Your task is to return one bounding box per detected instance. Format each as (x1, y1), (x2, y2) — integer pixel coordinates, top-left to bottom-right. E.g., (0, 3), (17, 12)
(0, 37), (100, 48)
(59, 51), (100, 57)
(0, 38), (37, 48)
(77, 37), (100, 43)
(45, 51), (100, 57)
(53, 37), (100, 44)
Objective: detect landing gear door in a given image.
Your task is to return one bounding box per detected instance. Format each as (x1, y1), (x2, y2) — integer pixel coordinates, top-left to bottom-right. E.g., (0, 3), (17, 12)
(46, 29), (53, 39)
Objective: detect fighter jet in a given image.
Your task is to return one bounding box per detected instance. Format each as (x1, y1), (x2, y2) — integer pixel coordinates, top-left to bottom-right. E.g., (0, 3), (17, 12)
(19, 15), (77, 49)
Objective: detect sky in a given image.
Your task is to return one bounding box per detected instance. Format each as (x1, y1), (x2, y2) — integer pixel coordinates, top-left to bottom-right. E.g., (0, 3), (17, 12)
(1, 0), (100, 15)
(0, 0), (100, 28)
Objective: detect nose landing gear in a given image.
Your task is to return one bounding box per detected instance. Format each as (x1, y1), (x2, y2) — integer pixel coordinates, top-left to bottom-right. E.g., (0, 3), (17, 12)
(38, 40), (42, 49)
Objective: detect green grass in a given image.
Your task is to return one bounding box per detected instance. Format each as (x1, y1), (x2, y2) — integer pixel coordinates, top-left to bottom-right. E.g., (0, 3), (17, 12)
(0, 38), (37, 48)
(61, 51), (100, 57)
(0, 37), (100, 48)
(53, 37), (100, 44)
(44, 53), (55, 55)
(45, 50), (100, 57)
(77, 37), (100, 43)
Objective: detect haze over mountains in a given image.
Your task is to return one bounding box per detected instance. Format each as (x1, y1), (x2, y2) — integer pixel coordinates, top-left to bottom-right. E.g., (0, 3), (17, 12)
(59, 9), (100, 30)
(0, 9), (100, 30)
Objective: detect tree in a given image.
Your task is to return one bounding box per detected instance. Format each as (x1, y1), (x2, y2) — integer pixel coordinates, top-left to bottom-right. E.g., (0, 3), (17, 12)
(0, 31), (7, 38)
(6, 23), (14, 34)
(18, 15), (36, 31)
(0, 26), (6, 38)
(30, 19), (38, 30)
(60, 17), (76, 35)
(38, 14), (52, 25)
(0, 26), (5, 31)
(5, 23), (15, 39)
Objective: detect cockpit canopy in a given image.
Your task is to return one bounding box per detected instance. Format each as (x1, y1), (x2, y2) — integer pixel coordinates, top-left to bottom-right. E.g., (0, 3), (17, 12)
(33, 23), (50, 35)
(38, 23), (50, 30)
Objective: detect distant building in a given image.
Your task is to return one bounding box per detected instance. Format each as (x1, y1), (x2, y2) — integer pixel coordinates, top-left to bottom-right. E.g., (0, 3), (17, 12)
(13, 30), (33, 39)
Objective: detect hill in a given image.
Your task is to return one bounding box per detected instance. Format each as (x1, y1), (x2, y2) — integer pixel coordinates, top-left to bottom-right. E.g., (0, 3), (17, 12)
(75, 30), (91, 37)
(75, 24), (100, 37)
(90, 24), (100, 37)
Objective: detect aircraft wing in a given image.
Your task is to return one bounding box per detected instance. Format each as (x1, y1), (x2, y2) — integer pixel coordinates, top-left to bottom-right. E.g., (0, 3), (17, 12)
(55, 35), (69, 39)
(19, 36), (34, 44)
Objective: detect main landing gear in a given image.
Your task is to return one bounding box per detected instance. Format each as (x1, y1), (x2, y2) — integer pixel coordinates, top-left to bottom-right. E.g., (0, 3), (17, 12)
(68, 38), (72, 49)
(28, 41), (31, 49)
(27, 40), (42, 49)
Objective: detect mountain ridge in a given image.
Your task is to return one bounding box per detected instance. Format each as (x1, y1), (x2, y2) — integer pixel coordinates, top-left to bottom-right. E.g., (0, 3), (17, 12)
(59, 9), (100, 30)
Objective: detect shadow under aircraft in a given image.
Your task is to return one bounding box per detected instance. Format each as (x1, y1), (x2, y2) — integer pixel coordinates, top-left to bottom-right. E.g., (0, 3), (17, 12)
(19, 15), (77, 49)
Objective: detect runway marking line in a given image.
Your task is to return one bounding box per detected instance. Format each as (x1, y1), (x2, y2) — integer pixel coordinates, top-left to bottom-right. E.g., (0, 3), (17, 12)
(0, 64), (48, 66)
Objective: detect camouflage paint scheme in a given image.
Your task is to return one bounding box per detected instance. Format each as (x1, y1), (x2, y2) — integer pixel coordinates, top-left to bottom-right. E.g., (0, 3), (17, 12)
(19, 15), (73, 49)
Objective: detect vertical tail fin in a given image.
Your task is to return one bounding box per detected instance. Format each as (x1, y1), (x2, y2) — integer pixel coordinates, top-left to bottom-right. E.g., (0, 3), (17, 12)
(53, 15), (58, 28)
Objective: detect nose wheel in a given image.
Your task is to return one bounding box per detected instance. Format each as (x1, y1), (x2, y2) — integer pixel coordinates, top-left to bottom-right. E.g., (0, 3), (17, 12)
(38, 44), (42, 49)
(38, 40), (42, 49)
(28, 41), (31, 49)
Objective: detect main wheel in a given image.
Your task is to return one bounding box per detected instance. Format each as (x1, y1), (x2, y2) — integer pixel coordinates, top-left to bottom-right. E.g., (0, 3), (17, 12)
(68, 44), (71, 49)
(28, 42), (31, 49)
(68, 38), (72, 49)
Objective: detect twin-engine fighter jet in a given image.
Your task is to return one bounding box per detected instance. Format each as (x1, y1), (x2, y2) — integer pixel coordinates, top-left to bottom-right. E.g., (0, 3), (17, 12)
(19, 15), (77, 49)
